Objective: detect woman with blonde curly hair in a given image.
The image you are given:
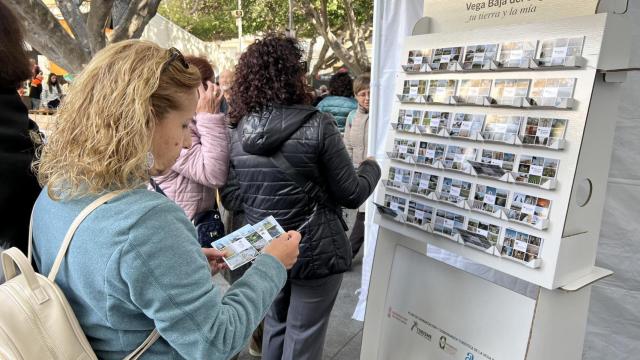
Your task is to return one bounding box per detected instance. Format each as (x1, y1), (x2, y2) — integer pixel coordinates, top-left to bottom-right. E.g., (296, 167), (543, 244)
(31, 40), (300, 359)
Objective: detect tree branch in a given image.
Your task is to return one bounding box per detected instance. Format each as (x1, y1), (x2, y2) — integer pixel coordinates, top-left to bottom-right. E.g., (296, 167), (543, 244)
(87, 0), (115, 54)
(55, 0), (90, 54)
(6, 0), (90, 73)
(109, 0), (161, 43)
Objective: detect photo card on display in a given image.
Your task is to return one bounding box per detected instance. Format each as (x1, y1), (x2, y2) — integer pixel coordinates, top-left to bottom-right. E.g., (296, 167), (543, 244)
(384, 193), (408, 214)
(529, 78), (576, 107)
(537, 37), (585, 66)
(482, 115), (524, 143)
(407, 201), (435, 228)
(514, 155), (560, 187)
(392, 138), (417, 162)
(443, 145), (477, 172)
(507, 192), (552, 228)
(457, 79), (492, 105)
(410, 170), (440, 198)
(461, 218), (502, 250)
(472, 184), (509, 216)
(433, 209), (466, 238)
(386, 166), (412, 191)
(480, 149), (516, 172)
(439, 177), (473, 204)
(416, 140), (447, 166)
(430, 47), (464, 70)
(448, 113), (485, 139)
(498, 41), (538, 68)
(520, 117), (568, 147)
(463, 44), (500, 70)
(490, 79), (531, 107)
(501, 228), (543, 264)
(405, 49), (432, 71)
(395, 109), (423, 133)
(427, 79), (458, 104)
(418, 111), (451, 135)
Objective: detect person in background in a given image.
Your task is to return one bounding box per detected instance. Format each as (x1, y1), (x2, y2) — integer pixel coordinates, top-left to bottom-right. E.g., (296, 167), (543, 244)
(31, 40), (301, 359)
(41, 73), (63, 109)
(152, 55), (229, 221)
(28, 69), (43, 109)
(343, 73), (371, 259)
(222, 33), (380, 360)
(316, 72), (357, 132)
(218, 68), (234, 114)
(0, 2), (43, 282)
(312, 84), (329, 106)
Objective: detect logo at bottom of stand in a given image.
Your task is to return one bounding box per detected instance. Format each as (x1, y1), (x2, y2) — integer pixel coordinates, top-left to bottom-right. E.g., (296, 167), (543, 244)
(439, 335), (458, 355)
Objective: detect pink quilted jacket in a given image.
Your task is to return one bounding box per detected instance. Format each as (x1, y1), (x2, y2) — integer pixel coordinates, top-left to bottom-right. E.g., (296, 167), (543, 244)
(153, 112), (229, 220)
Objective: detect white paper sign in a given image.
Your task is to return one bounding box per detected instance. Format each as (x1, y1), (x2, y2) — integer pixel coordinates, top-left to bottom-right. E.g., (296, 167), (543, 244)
(404, 114), (413, 124)
(454, 154), (465, 163)
(440, 55), (451, 63)
(484, 194), (497, 204)
(473, 52), (485, 62)
(444, 219), (455, 228)
(491, 159), (504, 167)
(514, 240), (528, 252)
(543, 87), (559, 98)
(477, 228), (489, 237)
(502, 87), (517, 98)
(419, 179), (431, 189)
(521, 203), (536, 215)
(530, 165), (544, 176)
(415, 210), (426, 219)
(536, 127), (552, 138)
(552, 47), (568, 58)
(449, 186), (461, 197)
(410, 86), (419, 95)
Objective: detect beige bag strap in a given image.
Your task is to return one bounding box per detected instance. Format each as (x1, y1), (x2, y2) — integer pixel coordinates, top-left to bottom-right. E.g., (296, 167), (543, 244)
(48, 191), (122, 281)
(123, 329), (160, 360)
(2, 248), (40, 291)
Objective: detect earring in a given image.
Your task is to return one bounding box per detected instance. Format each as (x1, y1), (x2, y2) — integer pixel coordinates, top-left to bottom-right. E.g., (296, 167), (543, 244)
(146, 152), (155, 169)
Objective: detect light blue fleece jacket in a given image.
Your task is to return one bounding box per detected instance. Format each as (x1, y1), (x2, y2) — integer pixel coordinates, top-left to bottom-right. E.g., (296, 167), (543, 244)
(32, 188), (287, 359)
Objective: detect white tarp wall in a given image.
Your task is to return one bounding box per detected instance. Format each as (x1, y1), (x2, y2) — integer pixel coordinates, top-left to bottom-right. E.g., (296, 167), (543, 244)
(357, 1), (640, 359)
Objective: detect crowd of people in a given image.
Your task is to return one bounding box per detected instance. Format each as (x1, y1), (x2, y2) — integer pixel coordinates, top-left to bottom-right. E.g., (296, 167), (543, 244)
(0, 2), (379, 360)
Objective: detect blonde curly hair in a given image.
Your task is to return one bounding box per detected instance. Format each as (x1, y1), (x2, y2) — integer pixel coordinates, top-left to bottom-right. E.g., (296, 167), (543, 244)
(36, 40), (201, 200)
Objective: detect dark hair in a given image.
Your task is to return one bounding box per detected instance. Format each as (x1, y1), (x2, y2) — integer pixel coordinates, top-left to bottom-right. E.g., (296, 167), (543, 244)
(184, 55), (215, 86)
(47, 73), (62, 93)
(328, 72), (354, 98)
(229, 33), (310, 123)
(0, 2), (31, 87)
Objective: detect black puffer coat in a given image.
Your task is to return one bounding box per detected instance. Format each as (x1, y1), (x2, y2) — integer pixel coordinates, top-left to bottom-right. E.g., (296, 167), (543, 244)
(221, 104), (381, 279)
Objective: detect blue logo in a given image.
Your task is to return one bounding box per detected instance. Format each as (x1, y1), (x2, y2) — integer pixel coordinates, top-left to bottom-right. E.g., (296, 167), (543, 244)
(465, 353), (474, 360)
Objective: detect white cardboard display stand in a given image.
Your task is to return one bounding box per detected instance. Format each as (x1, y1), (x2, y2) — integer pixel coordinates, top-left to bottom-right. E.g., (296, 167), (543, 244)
(361, 2), (632, 359)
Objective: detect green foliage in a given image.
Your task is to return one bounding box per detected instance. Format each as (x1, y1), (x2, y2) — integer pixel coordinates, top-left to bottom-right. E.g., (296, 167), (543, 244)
(159, 0), (373, 41)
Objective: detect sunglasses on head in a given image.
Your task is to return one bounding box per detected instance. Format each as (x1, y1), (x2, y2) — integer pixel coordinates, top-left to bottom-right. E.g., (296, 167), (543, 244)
(161, 47), (189, 73)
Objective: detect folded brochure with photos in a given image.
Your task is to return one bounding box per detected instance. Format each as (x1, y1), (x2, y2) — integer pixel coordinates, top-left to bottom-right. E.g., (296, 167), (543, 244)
(211, 216), (286, 270)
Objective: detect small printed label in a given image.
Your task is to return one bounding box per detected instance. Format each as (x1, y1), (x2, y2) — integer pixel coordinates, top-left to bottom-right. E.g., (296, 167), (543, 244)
(530, 165), (544, 176)
(490, 159), (504, 167)
(477, 228), (489, 237)
(502, 87), (517, 98)
(552, 47), (568, 58)
(494, 124), (508, 133)
(426, 149), (436, 159)
(521, 203), (536, 215)
(514, 240), (528, 252)
(394, 171), (404, 182)
(473, 52), (485, 63)
(390, 202), (399, 211)
(436, 87), (448, 97)
(449, 186), (461, 197)
(399, 145), (408, 153)
(410, 86), (419, 95)
(454, 154), (466, 163)
(484, 194), (496, 204)
(419, 179), (431, 189)
(440, 55), (451, 63)
(509, 49), (523, 60)
(460, 121), (473, 130)
(430, 118), (441, 128)
(467, 87), (480, 97)
(536, 127), (552, 138)
(543, 87), (559, 98)
(415, 210), (426, 219)
(444, 219), (455, 228)
(414, 56), (424, 64)
(404, 114), (413, 124)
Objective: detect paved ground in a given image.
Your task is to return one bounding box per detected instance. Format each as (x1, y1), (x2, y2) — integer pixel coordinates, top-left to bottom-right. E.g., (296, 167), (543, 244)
(214, 253), (365, 360)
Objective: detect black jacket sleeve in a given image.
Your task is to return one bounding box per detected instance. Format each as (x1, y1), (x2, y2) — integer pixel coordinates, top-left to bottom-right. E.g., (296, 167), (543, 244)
(220, 163), (244, 212)
(317, 113), (381, 209)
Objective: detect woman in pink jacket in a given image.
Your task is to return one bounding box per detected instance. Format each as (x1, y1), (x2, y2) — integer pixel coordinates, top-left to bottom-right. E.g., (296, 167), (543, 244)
(152, 56), (229, 220)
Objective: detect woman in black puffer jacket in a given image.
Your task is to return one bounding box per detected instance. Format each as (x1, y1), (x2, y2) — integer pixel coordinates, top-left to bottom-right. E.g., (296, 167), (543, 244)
(221, 34), (380, 360)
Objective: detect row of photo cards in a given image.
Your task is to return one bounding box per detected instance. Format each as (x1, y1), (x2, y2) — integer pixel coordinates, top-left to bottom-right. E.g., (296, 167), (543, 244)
(211, 216), (285, 270)
(399, 77), (576, 107)
(405, 37), (585, 71)
(379, 192), (544, 265)
(393, 111), (568, 148)
(390, 137), (560, 188)
(384, 165), (552, 230)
